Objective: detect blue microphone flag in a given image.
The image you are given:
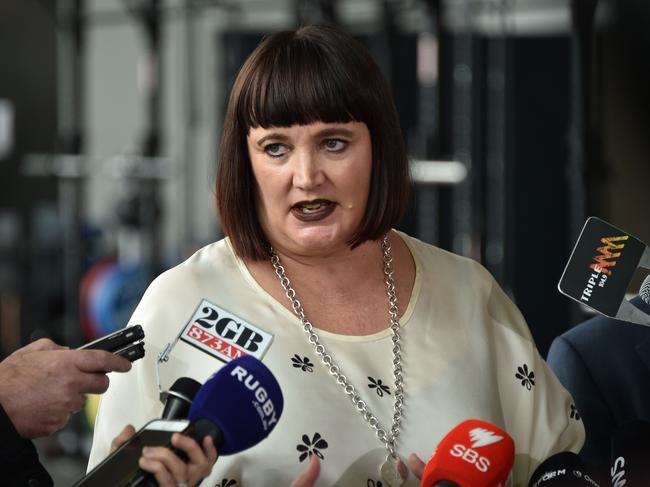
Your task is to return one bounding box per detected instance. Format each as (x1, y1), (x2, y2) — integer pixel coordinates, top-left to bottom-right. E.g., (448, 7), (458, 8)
(188, 355), (283, 455)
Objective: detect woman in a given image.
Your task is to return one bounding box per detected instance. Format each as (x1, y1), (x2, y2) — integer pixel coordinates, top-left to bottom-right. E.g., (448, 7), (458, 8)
(89, 25), (584, 486)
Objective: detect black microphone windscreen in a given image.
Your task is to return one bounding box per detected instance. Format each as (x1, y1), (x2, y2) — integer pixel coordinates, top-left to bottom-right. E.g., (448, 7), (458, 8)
(528, 452), (601, 487)
(161, 377), (201, 420)
(170, 377), (202, 400)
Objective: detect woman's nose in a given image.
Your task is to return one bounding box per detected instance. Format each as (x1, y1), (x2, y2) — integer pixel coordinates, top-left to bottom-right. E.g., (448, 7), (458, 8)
(292, 150), (325, 190)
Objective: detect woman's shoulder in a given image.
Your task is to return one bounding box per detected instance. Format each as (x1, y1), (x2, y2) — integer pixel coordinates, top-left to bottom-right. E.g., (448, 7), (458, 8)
(127, 238), (249, 338)
(145, 237), (239, 296)
(397, 230), (533, 340)
(396, 230), (495, 289)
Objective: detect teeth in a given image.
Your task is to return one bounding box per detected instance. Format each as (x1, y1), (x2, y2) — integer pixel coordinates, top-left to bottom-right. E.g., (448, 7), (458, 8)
(298, 202), (326, 213)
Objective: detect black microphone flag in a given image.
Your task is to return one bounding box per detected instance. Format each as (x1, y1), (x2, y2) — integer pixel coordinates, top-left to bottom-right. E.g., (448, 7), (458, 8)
(558, 217), (650, 325)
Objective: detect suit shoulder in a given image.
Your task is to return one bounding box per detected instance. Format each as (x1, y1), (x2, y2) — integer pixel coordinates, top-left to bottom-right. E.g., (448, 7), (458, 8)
(558, 312), (649, 357)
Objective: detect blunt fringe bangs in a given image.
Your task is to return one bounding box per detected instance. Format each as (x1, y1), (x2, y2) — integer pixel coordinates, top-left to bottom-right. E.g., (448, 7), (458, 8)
(216, 25), (411, 260)
(237, 28), (369, 130)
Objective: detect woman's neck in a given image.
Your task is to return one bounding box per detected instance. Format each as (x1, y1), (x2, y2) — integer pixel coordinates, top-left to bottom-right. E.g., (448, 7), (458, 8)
(270, 238), (382, 283)
(243, 230), (416, 333)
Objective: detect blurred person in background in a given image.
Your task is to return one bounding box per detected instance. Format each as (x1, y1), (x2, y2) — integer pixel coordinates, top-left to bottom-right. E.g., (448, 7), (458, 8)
(548, 294), (650, 465)
(548, 0), (650, 469)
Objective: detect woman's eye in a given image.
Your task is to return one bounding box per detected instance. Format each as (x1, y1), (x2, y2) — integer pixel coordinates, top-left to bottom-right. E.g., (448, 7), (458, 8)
(264, 143), (288, 157)
(323, 139), (347, 152)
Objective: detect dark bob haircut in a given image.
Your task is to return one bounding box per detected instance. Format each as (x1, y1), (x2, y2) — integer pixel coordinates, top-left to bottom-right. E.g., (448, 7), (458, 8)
(216, 24), (411, 260)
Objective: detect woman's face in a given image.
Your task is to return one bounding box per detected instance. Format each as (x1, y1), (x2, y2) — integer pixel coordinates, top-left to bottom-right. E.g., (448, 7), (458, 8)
(247, 121), (372, 257)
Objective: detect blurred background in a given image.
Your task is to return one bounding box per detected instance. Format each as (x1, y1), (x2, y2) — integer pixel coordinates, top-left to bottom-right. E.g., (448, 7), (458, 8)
(0, 0), (649, 483)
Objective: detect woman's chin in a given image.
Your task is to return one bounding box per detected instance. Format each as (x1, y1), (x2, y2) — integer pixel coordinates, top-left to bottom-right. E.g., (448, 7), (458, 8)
(281, 227), (350, 255)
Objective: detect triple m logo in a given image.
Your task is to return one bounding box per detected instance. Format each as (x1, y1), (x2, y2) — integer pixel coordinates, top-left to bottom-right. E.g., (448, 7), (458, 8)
(581, 235), (628, 303)
(590, 235), (629, 276)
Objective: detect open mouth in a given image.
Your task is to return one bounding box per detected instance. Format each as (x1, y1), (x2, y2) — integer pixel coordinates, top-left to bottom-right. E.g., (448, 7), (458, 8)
(293, 200), (333, 213)
(291, 199), (335, 221)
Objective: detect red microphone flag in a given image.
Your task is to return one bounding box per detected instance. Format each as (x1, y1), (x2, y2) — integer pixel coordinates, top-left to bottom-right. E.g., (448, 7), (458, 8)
(421, 419), (515, 487)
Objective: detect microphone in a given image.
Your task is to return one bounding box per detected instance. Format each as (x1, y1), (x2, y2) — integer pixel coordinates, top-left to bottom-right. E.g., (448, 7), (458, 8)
(187, 354), (283, 455)
(558, 217), (650, 325)
(610, 419), (650, 487)
(160, 377), (201, 420)
(528, 452), (602, 487)
(420, 419), (515, 487)
(128, 355), (282, 487)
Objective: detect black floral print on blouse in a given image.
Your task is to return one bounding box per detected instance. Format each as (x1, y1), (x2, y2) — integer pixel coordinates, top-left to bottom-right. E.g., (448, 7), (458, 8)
(515, 364), (535, 390)
(368, 376), (391, 397)
(291, 354), (314, 373)
(297, 433), (329, 462)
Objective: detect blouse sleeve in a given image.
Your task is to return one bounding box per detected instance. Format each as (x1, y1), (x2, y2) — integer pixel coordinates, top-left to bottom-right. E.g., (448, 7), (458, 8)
(486, 277), (585, 485)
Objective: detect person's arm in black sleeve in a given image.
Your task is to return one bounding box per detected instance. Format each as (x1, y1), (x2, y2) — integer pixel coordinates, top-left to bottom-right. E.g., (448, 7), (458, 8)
(0, 402), (53, 487)
(547, 335), (614, 466)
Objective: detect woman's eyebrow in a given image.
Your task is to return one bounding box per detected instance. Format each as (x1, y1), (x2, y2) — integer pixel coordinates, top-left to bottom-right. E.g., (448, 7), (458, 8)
(255, 133), (290, 146)
(255, 127), (356, 146)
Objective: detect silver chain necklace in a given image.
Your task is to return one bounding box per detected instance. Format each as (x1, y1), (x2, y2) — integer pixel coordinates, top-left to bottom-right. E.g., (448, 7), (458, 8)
(269, 235), (407, 486)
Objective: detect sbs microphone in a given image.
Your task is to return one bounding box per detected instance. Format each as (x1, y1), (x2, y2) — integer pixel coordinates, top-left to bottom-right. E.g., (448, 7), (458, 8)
(161, 377), (202, 420)
(421, 419), (515, 487)
(528, 452), (602, 487)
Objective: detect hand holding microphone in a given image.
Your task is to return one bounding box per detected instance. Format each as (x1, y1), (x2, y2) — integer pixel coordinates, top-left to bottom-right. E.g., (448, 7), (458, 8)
(108, 375), (202, 452)
(106, 423), (217, 487)
(135, 354), (283, 485)
(112, 377), (212, 487)
(0, 338), (132, 439)
(79, 355), (284, 486)
(109, 375), (202, 454)
(136, 431), (217, 487)
(105, 377), (210, 487)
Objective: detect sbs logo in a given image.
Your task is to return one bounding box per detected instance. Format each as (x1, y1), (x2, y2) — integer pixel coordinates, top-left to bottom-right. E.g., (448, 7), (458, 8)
(469, 428), (504, 447)
(449, 427), (504, 473)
